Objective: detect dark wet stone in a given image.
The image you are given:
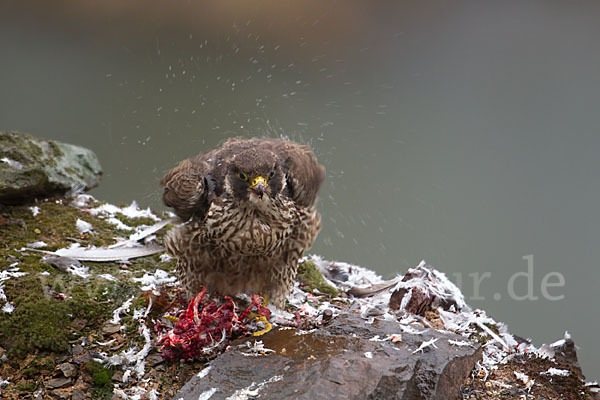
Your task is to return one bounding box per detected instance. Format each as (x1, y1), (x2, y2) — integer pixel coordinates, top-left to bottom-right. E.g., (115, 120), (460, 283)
(146, 353), (164, 367)
(175, 313), (481, 400)
(72, 352), (92, 365)
(0, 131), (102, 204)
(46, 377), (72, 389)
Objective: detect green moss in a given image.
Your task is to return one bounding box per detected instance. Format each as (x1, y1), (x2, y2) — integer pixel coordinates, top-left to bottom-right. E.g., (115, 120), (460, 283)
(130, 294), (148, 311)
(85, 360), (114, 387)
(0, 196), (171, 374)
(0, 276), (70, 357)
(17, 381), (36, 392)
(21, 367), (40, 378)
(156, 253), (177, 271)
(296, 261), (339, 297)
(113, 212), (158, 228)
(120, 315), (138, 336)
(67, 284), (111, 324)
(21, 355), (55, 377)
(0, 269), (140, 357)
(0, 200), (129, 260)
(66, 279), (139, 328)
(84, 360), (114, 399)
(36, 355), (56, 370)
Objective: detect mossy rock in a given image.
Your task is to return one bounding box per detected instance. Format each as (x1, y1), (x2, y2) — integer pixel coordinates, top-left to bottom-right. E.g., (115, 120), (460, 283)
(0, 131), (102, 204)
(296, 261), (339, 297)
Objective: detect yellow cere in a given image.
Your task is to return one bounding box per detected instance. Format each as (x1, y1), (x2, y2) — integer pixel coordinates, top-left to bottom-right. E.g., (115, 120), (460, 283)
(251, 176), (268, 188)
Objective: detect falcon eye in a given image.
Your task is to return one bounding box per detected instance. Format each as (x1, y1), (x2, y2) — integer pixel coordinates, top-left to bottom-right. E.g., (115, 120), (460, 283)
(239, 171), (248, 181)
(269, 169), (275, 179)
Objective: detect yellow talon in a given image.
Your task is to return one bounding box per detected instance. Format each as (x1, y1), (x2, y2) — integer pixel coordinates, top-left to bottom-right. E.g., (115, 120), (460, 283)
(252, 315), (272, 336)
(164, 314), (179, 323)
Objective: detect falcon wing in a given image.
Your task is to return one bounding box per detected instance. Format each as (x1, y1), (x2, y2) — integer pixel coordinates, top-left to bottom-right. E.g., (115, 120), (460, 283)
(161, 156), (211, 221)
(262, 139), (326, 207)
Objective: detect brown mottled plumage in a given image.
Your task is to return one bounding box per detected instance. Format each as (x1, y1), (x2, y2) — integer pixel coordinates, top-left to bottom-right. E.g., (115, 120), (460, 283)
(161, 137), (325, 307)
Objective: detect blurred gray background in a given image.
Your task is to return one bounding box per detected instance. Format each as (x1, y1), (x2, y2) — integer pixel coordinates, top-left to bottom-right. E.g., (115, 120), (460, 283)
(1, 1), (599, 380)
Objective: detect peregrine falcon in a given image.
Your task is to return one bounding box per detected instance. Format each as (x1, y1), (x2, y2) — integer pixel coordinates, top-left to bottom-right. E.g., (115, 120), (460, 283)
(161, 137), (325, 307)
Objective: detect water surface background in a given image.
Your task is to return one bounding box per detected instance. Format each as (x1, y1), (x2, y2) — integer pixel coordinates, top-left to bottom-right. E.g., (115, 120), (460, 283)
(2, 1), (600, 379)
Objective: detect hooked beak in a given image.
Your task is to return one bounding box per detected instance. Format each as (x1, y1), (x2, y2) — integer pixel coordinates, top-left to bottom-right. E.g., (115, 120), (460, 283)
(250, 176), (268, 199)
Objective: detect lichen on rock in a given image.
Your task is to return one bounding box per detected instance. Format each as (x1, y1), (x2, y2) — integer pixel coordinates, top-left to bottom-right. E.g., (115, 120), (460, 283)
(0, 131), (102, 204)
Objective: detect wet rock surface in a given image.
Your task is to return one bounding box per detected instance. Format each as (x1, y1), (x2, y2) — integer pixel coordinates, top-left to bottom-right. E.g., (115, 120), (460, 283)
(0, 131), (102, 204)
(176, 313), (482, 400)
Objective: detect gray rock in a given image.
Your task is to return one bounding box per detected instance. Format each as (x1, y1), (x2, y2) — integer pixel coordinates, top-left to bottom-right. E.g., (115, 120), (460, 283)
(72, 344), (84, 356)
(59, 362), (77, 378)
(72, 352), (92, 365)
(72, 389), (85, 400)
(0, 131), (102, 204)
(146, 353), (164, 367)
(175, 313), (481, 400)
(46, 377), (72, 389)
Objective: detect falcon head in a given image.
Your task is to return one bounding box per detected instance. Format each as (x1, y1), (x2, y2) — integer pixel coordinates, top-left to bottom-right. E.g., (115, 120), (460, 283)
(225, 149), (284, 203)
